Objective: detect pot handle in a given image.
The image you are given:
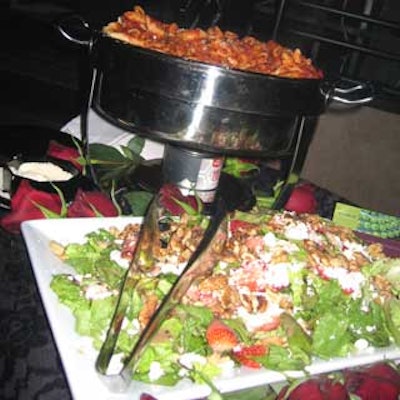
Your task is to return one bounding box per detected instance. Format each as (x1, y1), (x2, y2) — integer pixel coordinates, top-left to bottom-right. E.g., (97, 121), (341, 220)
(54, 14), (98, 183)
(55, 14), (93, 47)
(323, 80), (374, 106)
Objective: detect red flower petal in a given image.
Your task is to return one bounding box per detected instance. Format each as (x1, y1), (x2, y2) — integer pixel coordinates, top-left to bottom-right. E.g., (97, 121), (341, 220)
(278, 378), (349, 400)
(158, 184), (198, 215)
(284, 183), (317, 214)
(67, 189), (118, 218)
(345, 369), (400, 400)
(0, 180), (62, 233)
(47, 140), (82, 171)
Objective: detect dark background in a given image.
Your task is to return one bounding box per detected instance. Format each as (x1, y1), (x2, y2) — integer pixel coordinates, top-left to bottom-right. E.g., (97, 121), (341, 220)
(0, 0), (399, 129)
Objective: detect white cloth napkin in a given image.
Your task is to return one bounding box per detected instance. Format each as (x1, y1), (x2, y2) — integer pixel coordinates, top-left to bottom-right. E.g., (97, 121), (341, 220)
(61, 110), (165, 161)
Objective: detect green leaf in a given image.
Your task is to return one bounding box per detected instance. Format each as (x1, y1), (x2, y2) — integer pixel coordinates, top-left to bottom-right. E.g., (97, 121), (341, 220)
(312, 313), (352, 358)
(32, 201), (62, 219)
(280, 313), (312, 365)
(172, 197), (199, 216)
(223, 158), (259, 178)
(119, 145), (144, 163)
(383, 297), (400, 345)
(89, 143), (127, 162)
(127, 136), (146, 156)
(259, 345), (307, 371)
(109, 182), (122, 216)
(123, 191), (154, 216)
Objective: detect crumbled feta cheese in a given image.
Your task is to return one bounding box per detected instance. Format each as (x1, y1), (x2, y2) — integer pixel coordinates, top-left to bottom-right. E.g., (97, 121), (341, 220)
(319, 267), (365, 298)
(237, 302), (282, 332)
(121, 318), (141, 336)
(218, 358), (235, 377)
(284, 222), (309, 240)
(110, 250), (130, 269)
(149, 361), (165, 381)
(264, 263), (290, 289)
(179, 353), (207, 370)
(354, 338), (369, 351)
(158, 261), (186, 275)
(366, 325), (376, 333)
(263, 233), (299, 254)
(342, 240), (370, 261)
(263, 232), (278, 247)
(84, 283), (113, 300)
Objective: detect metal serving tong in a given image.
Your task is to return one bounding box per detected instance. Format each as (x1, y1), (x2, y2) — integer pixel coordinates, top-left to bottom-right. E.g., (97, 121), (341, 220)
(95, 194), (228, 392)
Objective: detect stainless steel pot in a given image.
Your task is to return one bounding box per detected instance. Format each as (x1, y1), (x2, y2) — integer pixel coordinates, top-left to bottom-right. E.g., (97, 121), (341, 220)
(57, 16), (374, 157)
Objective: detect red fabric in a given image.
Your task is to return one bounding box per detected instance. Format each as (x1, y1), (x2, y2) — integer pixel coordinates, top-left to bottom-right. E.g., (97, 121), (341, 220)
(0, 180), (63, 233)
(46, 140), (83, 171)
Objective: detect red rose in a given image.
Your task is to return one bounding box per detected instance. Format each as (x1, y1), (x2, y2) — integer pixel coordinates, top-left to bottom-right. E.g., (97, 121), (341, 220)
(344, 363), (400, 400)
(284, 183), (317, 214)
(363, 362), (400, 386)
(140, 394), (158, 400)
(158, 183), (199, 215)
(47, 140), (83, 171)
(0, 180), (62, 233)
(67, 189), (118, 218)
(277, 377), (349, 400)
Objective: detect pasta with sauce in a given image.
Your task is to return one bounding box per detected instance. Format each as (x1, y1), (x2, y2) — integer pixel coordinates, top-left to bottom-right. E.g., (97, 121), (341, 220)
(103, 5), (323, 79)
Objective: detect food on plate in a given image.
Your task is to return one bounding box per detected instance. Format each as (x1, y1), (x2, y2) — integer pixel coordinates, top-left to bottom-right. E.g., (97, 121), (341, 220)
(49, 210), (400, 387)
(103, 6), (323, 79)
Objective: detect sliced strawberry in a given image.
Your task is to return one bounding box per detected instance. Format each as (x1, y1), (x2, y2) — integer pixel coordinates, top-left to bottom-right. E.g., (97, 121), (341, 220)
(205, 320), (239, 353)
(232, 344), (268, 369)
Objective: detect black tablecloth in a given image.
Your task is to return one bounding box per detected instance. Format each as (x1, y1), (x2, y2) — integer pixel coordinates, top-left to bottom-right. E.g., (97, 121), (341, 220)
(0, 227), (72, 400)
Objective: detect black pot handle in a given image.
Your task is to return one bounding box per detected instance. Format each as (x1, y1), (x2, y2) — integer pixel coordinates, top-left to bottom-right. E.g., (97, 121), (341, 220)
(55, 14), (98, 183)
(55, 14), (93, 47)
(322, 79), (374, 106)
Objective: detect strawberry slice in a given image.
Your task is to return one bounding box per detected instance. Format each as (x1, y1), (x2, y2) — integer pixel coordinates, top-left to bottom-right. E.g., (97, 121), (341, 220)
(232, 344), (268, 369)
(205, 320), (239, 353)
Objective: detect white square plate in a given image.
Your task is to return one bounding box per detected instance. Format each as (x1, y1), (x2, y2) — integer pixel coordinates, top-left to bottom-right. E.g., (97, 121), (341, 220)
(22, 217), (400, 400)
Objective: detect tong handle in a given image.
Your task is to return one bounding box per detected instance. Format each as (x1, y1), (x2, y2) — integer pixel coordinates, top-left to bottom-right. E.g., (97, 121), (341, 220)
(121, 197), (227, 384)
(95, 195), (227, 393)
(95, 197), (160, 391)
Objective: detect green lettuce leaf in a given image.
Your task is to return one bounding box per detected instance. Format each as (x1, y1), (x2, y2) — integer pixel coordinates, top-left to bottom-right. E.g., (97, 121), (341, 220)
(312, 312), (353, 358)
(383, 297), (400, 345)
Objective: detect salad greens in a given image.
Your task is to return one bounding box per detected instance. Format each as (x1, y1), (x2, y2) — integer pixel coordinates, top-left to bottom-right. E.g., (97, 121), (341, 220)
(50, 212), (400, 390)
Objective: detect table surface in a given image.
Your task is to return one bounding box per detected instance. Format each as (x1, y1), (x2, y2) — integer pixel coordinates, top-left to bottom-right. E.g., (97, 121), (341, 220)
(0, 226), (72, 399)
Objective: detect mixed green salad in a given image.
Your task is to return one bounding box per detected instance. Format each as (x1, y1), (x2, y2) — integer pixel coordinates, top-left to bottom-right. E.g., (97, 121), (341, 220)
(50, 210), (400, 388)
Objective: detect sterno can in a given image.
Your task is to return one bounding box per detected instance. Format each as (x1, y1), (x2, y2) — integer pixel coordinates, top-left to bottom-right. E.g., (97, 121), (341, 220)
(162, 145), (224, 203)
